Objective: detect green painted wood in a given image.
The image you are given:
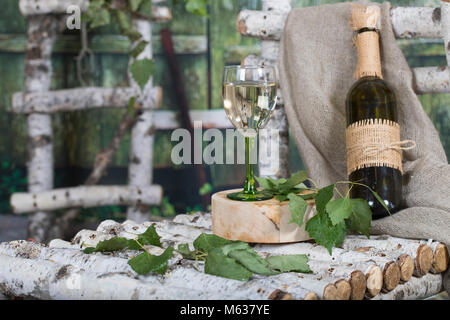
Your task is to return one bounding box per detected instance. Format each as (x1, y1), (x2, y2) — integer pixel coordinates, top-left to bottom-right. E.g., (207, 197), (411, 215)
(0, 0), (448, 191)
(0, 34), (207, 55)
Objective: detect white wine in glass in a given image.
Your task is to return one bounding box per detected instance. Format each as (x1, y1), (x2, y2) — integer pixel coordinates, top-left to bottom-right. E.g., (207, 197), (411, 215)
(222, 65), (278, 201)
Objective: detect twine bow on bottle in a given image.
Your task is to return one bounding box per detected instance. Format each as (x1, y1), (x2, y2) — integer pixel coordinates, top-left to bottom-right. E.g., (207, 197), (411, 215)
(348, 140), (417, 157)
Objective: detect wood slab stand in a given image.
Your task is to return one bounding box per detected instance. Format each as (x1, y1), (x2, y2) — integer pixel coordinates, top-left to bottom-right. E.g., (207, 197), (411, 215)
(212, 189), (316, 243)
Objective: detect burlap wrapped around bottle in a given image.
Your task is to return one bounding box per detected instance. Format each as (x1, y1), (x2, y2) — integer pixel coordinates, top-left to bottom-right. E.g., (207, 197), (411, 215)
(277, 1), (450, 293)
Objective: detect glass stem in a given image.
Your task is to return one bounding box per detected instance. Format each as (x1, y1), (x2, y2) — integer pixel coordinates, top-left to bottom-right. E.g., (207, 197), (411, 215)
(244, 136), (256, 194)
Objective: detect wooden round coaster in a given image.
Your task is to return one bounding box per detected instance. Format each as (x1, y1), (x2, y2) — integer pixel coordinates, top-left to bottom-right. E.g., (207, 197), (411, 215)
(211, 189), (316, 243)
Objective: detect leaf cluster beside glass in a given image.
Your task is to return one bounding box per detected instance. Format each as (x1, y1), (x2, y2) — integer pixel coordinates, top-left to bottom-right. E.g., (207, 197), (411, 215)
(256, 171), (390, 254)
(84, 227), (311, 281)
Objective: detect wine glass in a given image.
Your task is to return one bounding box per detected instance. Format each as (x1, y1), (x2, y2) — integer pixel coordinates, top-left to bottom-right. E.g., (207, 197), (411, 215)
(222, 65), (278, 201)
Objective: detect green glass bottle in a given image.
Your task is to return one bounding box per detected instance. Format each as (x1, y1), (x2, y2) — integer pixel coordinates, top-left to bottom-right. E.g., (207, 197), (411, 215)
(345, 25), (403, 219)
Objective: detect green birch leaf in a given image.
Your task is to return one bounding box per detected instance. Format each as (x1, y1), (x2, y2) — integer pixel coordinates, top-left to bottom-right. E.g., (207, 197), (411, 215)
(130, 40), (148, 58)
(89, 8), (111, 29)
(128, 247), (174, 275)
(137, 224), (162, 247)
(278, 171), (308, 191)
(116, 9), (131, 30)
(138, 0), (152, 17)
(128, 96), (136, 117)
(305, 212), (347, 254)
(193, 233), (233, 252)
(276, 194), (289, 202)
(287, 193), (308, 227)
(130, 58), (155, 91)
(177, 243), (196, 260)
(83, 237), (130, 254)
(227, 249), (278, 276)
(185, 0), (208, 16)
(204, 248), (252, 281)
(348, 198), (372, 238)
(129, 0), (143, 11)
(255, 176), (273, 190)
(326, 197), (352, 226)
(220, 242), (249, 256)
(266, 254), (311, 273)
(370, 189), (391, 215)
(315, 184), (335, 214)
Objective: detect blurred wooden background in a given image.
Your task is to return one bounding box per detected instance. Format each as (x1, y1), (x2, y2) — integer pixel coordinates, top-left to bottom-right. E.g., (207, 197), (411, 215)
(0, 0), (448, 222)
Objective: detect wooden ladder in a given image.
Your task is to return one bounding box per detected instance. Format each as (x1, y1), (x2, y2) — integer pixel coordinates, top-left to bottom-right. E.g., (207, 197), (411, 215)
(10, 0), (172, 241)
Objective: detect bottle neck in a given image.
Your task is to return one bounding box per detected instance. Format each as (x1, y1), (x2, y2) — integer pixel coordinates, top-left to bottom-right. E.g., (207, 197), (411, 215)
(355, 29), (383, 80)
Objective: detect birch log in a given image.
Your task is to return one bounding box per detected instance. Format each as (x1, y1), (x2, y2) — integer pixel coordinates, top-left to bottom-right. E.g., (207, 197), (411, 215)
(127, 18), (157, 223)
(442, 1), (450, 64)
(76, 217), (383, 297)
(390, 6), (442, 38)
(342, 235), (436, 277)
(12, 86), (162, 113)
(0, 245), (318, 300)
(19, 0), (89, 15)
(413, 66), (450, 94)
(255, 242), (390, 296)
(19, 0), (171, 22)
(252, 0), (291, 179)
(24, 16), (65, 242)
(11, 185), (163, 214)
(237, 7), (442, 41)
(428, 242), (449, 274)
(371, 273), (443, 300)
(0, 214), (446, 300)
(306, 260), (366, 300)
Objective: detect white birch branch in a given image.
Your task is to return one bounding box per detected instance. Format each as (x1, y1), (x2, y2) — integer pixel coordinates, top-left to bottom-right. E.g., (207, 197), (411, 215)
(11, 185), (163, 214)
(0, 214), (446, 300)
(24, 16), (65, 242)
(442, 0), (450, 65)
(390, 6), (442, 39)
(127, 17), (155, 223)
(238, 7), (442, 41)
(19, 0), (171, 22)
(19, 0), (90, 16)
(371, 273), (443, 300)
(12, 86), (162, 114)
(413, 66), (450, 94)
(259, 0), (290, 178)
(342, 235), (437, 277)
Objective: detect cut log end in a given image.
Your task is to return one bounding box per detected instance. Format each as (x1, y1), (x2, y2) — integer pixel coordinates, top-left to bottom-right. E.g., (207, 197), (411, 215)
(334, 279), (351, 300)
(397, 254), (414, 282)
(382, 261), (401, 292)
(322, 284), (338, 300)
(349, 270), (366, 300)
(268, 289), (295, 300)
(431, 243), (449, 274)
(365, 265), (383, 298)
(304, 292), (319, 300)
(415, 244), (433, 277)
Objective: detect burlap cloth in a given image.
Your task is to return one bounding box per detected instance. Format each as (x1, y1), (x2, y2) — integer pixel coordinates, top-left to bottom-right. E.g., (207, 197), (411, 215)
(277, 1), (450, 293)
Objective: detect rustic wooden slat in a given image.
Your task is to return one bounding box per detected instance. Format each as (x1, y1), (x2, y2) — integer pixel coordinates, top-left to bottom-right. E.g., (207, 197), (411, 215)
(0, 34), (207, 55)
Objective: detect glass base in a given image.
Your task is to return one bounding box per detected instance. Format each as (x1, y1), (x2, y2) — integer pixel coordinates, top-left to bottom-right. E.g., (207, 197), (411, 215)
(227, 190), (273, 201)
